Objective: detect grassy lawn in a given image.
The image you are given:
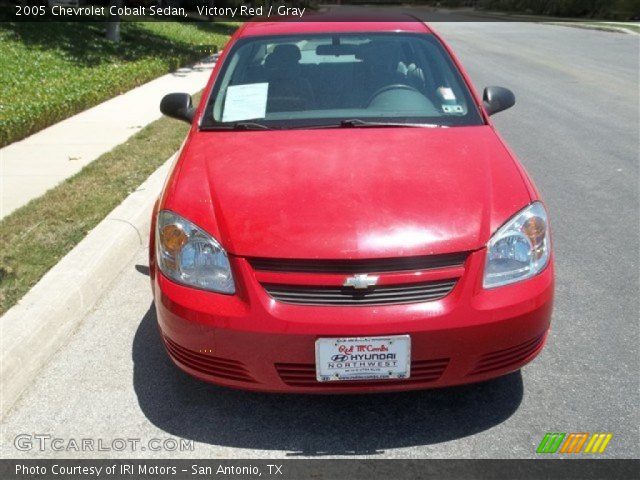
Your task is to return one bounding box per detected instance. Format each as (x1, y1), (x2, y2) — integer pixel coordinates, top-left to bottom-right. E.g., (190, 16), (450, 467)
(0, 20), (236, 147)
(546, 21), (640, 34)
(0, 94), (200, 315)
(593, 22), (640, 33)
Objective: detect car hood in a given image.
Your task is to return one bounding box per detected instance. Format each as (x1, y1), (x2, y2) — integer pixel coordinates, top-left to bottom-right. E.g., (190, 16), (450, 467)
(168, 126), (531, 259)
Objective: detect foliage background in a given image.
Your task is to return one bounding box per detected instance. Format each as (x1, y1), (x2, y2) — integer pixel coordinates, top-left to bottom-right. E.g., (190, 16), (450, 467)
(0, 20), (236, 147)
(431, 0), (639, 18)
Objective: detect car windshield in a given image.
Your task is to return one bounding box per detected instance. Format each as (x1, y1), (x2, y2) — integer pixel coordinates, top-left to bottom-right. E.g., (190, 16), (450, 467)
(201, 32), (484, 129)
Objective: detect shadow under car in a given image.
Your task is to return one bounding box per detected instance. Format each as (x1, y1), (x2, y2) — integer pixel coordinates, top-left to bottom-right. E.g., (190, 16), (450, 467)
(133, 304), (524, 456)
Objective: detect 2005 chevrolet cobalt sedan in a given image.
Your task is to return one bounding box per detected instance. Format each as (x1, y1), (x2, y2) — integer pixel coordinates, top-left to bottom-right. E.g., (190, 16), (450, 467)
(151, 18), (554, 393)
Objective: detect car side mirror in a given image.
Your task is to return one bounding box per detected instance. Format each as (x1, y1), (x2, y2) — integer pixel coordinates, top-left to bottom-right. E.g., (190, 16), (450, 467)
(483, 86), (515, 116)
(160, 93), (195, 123)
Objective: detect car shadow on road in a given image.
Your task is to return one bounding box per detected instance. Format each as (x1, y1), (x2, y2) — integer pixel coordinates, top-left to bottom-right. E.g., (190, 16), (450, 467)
(133, 304), (523, 456)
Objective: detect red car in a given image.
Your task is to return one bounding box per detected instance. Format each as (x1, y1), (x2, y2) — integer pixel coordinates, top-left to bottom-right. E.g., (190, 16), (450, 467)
(151, 18), (554, 393)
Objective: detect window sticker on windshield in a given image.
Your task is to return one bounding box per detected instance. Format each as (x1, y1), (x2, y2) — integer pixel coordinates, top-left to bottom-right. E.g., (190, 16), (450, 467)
(222, 83), (269, 122)
(437, 87), (456, 101)
(442, 104), (464, 114)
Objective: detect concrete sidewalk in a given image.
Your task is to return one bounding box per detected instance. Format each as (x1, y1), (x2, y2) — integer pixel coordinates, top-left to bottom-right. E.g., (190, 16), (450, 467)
(0, 55), (216, 220)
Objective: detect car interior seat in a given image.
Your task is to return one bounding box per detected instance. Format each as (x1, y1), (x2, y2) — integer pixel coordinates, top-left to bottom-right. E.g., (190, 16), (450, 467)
(264, 44), (314, 112)
(354, 40), (409, 106)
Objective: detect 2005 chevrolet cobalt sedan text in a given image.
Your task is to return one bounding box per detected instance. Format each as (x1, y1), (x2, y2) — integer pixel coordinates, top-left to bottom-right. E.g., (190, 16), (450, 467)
(150, 17), (554, 393)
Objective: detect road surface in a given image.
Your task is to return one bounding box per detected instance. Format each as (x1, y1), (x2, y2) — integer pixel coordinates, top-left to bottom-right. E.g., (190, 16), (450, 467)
(1, 22), (638, 459)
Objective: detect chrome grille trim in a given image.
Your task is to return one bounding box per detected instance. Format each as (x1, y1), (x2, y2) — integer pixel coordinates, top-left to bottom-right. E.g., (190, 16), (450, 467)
(263, 279), (457, 306)
(248, 253), (468, 274)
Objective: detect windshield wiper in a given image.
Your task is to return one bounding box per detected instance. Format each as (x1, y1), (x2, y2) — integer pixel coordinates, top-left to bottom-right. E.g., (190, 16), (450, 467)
(201, 121), (272, 131)
(339, 119), (443, 129)
(204, 120), (443, 131)
(231, 121), (272, 130)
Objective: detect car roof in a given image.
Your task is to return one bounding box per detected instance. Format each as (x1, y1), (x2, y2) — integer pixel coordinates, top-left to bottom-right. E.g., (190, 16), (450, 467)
(238, 13), (432, 38)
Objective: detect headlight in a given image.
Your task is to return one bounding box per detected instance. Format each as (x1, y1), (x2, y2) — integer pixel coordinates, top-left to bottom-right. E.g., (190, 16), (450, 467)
(483, 202), (550, 289)
(156, 210), (235, 294)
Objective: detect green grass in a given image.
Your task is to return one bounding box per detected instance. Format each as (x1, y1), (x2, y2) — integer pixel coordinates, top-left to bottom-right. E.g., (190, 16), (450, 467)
(0, 20), (236, 147)
(592, 22), (640, 33)
(0, 94), (201, 315)
(546, 21), (640, 33)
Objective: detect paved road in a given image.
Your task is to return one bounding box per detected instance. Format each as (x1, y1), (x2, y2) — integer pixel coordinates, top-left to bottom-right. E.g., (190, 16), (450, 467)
(1, 23), (638, 459)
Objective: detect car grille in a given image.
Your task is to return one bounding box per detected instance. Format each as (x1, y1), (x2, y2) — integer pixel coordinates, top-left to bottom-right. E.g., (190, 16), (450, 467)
(249, 252), (468, 274)
(163, 335), (257, 383)
(467, 333), (546, 376)
(263, 279), (457, 306)
(275, 358), (450, 387)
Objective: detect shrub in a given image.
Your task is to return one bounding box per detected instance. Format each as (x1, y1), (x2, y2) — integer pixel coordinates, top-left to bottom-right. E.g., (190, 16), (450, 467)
(0, 20), (236, 147)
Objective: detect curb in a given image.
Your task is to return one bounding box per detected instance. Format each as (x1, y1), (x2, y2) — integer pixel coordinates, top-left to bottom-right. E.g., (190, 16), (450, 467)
(0, 155), (174, 420)
(543, 22), (638, 35)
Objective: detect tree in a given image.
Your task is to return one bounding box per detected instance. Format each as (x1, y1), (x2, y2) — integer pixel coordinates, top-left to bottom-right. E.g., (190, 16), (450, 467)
(106, 0), (123, 43)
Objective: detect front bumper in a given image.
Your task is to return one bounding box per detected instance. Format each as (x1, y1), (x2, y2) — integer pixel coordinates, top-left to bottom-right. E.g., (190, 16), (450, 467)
(152, 250), (554, 393)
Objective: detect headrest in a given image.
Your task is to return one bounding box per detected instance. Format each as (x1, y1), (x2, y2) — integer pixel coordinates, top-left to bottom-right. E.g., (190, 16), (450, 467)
(265, 44), (302, 68)
(358, 40), (401, 67)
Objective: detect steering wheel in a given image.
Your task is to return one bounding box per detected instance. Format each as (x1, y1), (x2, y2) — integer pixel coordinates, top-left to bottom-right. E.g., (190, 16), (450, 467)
(366, 84), (422, 107)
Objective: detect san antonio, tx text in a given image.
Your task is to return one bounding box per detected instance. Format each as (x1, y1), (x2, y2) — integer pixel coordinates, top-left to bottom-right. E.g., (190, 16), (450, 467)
(16, 463), (284, 477)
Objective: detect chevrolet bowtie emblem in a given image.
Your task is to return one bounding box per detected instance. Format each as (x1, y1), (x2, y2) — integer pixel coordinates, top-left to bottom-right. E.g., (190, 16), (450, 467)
(343, 274), (379, 290)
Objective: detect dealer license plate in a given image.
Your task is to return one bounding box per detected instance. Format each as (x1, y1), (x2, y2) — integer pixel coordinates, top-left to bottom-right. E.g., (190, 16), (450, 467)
(315, 335), (411, 382)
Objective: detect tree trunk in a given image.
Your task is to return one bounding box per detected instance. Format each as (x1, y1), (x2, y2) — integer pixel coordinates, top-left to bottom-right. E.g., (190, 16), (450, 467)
(106, 0), (122, 43)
